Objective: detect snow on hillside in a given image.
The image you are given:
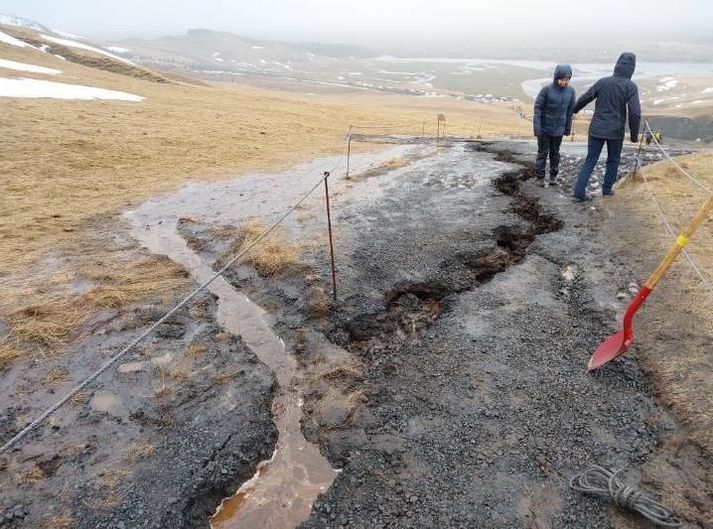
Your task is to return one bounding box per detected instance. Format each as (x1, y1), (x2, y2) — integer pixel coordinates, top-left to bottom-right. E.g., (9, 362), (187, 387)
(41, 35), (133, 64)
(0, 14), (49, 32)
(0, 13), (83, 40)
(0, 29), (34, 48)
(0, 77), (144, 101)
(0, 59), (61, 75)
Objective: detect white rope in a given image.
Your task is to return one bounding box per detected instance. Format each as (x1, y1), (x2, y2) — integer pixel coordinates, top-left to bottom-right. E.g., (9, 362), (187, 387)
(639, 167), (713, 301)
(0, 154), (345, 457)
(570, 466), (683, 527)
(635, 122), (713, 302)
(644, 119), (710, 193)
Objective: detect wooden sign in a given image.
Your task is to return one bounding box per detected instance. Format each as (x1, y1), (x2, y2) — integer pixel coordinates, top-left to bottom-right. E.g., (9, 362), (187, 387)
(437, 113), (446, 122)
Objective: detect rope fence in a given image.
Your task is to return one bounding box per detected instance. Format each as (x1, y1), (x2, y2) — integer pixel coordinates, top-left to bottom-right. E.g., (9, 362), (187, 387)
(635, 117), (713, 304)
(3, 116), (708, 463)
(0, 144), (349, 457)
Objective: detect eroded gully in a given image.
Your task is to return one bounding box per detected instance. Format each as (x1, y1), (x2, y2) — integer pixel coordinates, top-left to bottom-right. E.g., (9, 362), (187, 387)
(124, 144), (420, 528)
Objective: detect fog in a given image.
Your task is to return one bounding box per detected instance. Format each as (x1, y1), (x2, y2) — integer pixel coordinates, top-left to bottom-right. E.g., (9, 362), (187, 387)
(4, 0), (712, 44)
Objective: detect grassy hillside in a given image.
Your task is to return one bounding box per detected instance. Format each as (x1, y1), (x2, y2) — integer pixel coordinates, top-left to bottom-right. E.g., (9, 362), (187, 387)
(0, 24), (529, 367)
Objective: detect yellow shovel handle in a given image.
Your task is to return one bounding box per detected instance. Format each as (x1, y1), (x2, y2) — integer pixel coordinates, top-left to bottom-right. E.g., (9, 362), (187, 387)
(645, 192), (713, 290)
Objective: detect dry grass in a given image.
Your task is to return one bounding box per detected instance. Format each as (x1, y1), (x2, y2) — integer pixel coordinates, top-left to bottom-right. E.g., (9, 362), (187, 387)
(359, 157), (411, 179)
(44, 514), (74, 529)
(610, 150), (713, 451)
(0, 339), (22, 369)
(0, 35), (528, 370)
(0, 254), (190, 368)
(81, 257), (189, 308)
(85, 493), (124, 511)
(94, 467), (132, 489)
(186, 343), (208, 358)
(8, 300), (85, 346)
(45, 366), (69, 384)
(15, 465), (46, 486)
(314, 387), (367, 430)
(310, 361), (364, 388)
(124, 442), (156, 461)
(214, 368), (244, 384)
(230, 219), (300, 276)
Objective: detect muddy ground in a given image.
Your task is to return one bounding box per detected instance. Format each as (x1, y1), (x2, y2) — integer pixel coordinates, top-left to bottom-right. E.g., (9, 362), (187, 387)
(181, 139), (711, 529)
(1, 138), (711, 529)
(0, 236), (277, 528)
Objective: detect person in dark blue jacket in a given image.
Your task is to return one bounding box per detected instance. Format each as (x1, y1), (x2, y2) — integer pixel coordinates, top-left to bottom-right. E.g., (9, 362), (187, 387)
(572, 52), (641, 200)
(533, 64), (576, 187)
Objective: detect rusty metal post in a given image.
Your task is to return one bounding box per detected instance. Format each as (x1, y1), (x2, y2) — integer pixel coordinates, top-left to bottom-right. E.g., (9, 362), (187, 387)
(323, 171), (337, 300)
(345, 126), (353, 180)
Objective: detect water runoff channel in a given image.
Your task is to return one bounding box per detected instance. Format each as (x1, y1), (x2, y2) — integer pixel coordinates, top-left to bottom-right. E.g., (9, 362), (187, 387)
(125, 143), (418, 528)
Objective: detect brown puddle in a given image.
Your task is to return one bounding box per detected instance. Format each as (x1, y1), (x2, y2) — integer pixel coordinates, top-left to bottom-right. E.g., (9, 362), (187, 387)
(125, 147), (418, 528)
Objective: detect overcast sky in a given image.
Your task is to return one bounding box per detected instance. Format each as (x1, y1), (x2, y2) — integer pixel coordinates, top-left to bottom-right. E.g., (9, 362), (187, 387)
(3, 0), (712, 41)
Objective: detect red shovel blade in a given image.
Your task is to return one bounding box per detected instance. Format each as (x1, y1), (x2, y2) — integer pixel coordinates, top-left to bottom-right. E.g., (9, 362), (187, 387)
(587, 287), (651, 371)
(588, 331), (631, 371)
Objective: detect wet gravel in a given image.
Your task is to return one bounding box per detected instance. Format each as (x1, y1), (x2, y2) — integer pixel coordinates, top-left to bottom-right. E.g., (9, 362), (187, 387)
(215, 139), (701, 529)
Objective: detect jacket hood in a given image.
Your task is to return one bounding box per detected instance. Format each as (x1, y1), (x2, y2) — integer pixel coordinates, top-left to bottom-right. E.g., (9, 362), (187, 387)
(553, 64), (573, 82)
(613, 52), (636, 79)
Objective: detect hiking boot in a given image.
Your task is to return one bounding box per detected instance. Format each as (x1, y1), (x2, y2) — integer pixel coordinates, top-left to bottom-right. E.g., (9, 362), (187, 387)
(536, 179), (546, 187)
(602, 190), (615, 196)
(574, 193), (593, 202)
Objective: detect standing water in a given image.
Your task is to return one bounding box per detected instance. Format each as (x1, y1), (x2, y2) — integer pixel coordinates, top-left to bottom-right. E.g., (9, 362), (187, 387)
(125, 146), (416, 528)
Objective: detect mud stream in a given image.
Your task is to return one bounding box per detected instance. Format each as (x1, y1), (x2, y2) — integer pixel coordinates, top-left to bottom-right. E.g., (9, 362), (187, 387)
(125, 145), (418, 528)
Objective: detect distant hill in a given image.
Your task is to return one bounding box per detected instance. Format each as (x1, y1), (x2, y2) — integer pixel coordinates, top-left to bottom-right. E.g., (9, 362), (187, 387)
(118, 29), (376, 75)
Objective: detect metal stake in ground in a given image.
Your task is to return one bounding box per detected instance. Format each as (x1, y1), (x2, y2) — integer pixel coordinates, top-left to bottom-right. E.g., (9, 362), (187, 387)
(345, 125), (353, 180)
(589, 181), (713, 370)
(323, 171), (338, 300)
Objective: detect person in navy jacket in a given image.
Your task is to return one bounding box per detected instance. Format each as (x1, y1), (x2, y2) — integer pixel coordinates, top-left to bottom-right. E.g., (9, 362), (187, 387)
(533, 64), (576, 187)
(572, 52), (641, 200)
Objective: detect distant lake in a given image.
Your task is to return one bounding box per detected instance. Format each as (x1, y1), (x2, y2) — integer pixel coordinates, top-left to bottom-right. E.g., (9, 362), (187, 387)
(377, 56), (713, 100)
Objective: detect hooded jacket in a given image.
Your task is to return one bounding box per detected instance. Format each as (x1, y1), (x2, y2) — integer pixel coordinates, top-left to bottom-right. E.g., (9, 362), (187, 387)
(533, 64), (576, 137)
(572, 52), (641, 141)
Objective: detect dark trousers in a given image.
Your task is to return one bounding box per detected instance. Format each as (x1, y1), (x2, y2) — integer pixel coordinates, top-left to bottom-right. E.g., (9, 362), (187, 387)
(536, 134), (563, 180)
(573, 136), (624, 198)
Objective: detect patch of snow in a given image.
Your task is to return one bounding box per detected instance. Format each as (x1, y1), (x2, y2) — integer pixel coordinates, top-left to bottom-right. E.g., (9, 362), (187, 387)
(39, 44), (50, 52)
(0, 29), (32, 48)
(251, 46), (264, 50)
(377, 70), (419, 75)
(0, 59), (61, 75)
(347, 72), (363, 76)
(214, 57), (224, 62)
(106, 46), (130, 54)
(0, 77), (144, 101)
(211, 51), (220, 57)
(54, 55), (66, 61)
(652, 99), (666, 105)
(702, 87), (713, 94)
(656, 77), (678, 92)
(40, 34), (133, 64)
(692, 100), (705, 105)
(50, 28), (85, 40)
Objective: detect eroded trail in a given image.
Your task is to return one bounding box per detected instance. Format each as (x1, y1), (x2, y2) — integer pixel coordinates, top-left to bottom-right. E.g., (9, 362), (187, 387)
(183, 140), (705, 529)
(125, 145), (420, 528)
